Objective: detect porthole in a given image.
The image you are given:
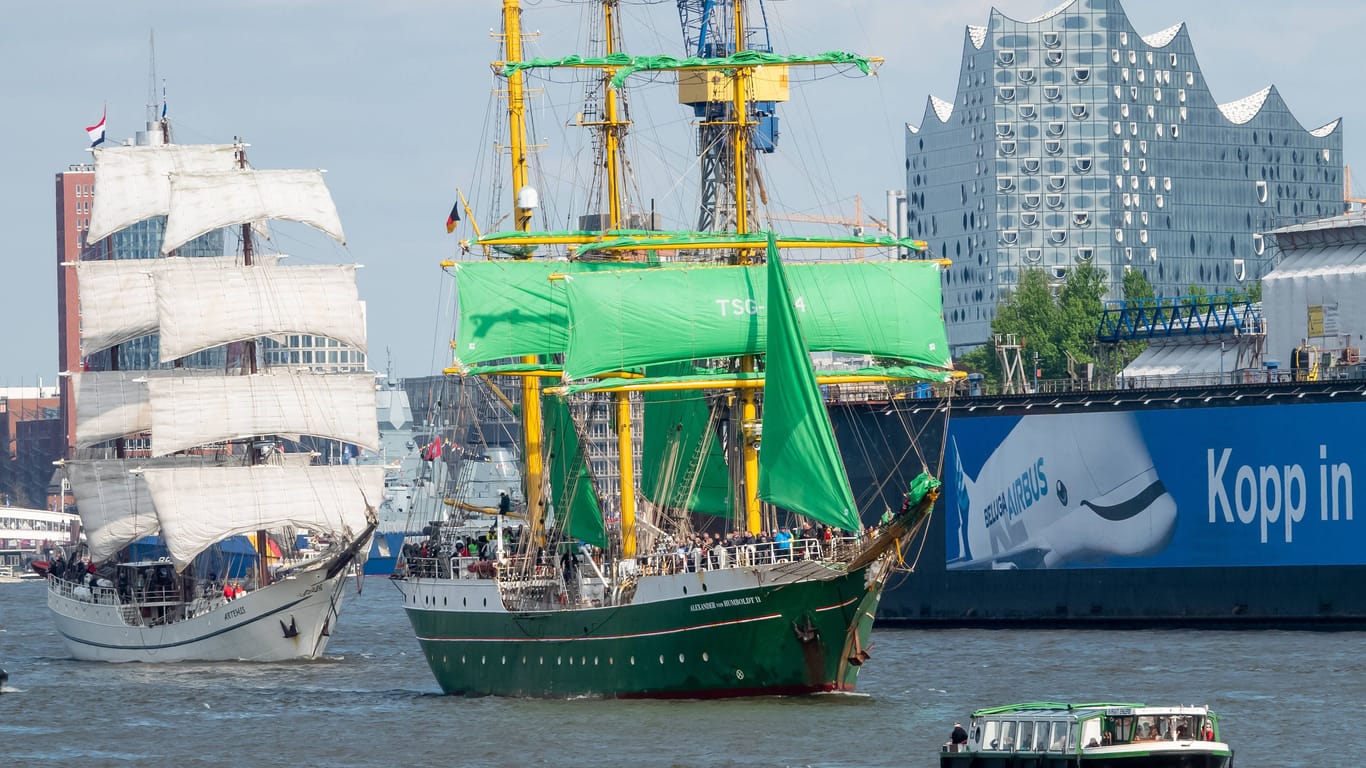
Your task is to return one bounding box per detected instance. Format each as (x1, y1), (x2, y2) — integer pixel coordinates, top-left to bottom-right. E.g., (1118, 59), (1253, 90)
(659, 655), (666, 665)
(630, 656), (636, 665)
(702, 652), (710, 662)
(678, 653), (686, 663)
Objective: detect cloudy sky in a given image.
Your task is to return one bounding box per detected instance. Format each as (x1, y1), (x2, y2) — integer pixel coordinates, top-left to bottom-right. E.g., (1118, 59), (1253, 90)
(1, 0), (1362, 384)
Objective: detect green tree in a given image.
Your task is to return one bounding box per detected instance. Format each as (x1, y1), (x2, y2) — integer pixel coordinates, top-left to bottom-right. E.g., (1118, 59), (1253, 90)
(991, 268), (1063, 378)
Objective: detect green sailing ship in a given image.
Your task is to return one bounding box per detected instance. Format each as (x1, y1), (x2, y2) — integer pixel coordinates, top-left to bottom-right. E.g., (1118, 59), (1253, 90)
(394, 0), (957, 698)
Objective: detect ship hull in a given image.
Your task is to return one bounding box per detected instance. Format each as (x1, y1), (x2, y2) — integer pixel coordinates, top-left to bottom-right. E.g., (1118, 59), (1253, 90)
(399, 561), (881, 698)
(833, 377), (1366, 627)
(47, 564), (350, 662)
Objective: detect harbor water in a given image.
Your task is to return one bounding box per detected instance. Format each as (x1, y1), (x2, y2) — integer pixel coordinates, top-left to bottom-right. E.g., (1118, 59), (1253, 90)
(1, 579), (1358, 767)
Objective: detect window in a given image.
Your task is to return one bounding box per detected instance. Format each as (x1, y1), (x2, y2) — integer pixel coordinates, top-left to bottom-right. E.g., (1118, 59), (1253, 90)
(1018, 68), (1036, 84)
(1044, 85), (1062, 101)
(1253, 233), (1265, 255)
(1111, 49), (1121, 64)
(1156, 194), (1165, 208)
(1046, 193), (1065, 209)
(1018, 104), (1037, 120)
(1171, 124), (1180, 138)
(1046, 121), (1065, 137)
(997, 176), (1015, 192)
(999, 140), (1017, 156)
(1186, 71), (1194, 85)
(1178, 89), (1187, 103)
(1021, 158), (1041, 174)
(1025, 247), (1043, 263)
(1149, 247), (1158, 262)
(1073, 67), (1090, 83)
(1049, 229), (1068, 244)
(1001, 229), (1019, 245)
(1071, 104), (1088, 119)
(1022, 193), (1041, 209)
(997, 50), (1015, 66)
(1043, 32), (1061, 48)
(1170, 53), (1178, 67)
(1180, 106), (1188, 120)
(1139, 230), (1149, 244)
(1048, 176), (1067, 191)
(1045, 139), (1062, 155)
(1234, 258), (1246, 281)
(1121, 103), (1130, 118)
(1154, 87), (1162, 102)
(1163, 177), (1172, 191)
(996, 122), (1015, 138)
(1115, 229), (1124, 243)
(998, 86), (1016, 102)
(1073, 211), (1091, 226)
(1021, 212), (1039, 227)
(1045, 50), (1064, 66)
(1076, 246), (1094, 261)
(1051, 266), (1068, 280)
(1256, 179), (1268, 203)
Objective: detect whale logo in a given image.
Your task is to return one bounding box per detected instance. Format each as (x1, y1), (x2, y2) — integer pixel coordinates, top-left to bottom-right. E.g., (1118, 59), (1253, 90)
(947, 411), (1177, 570)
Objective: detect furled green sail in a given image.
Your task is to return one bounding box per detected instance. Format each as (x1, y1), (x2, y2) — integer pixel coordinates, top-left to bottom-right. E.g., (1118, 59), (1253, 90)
(757, 235), (861, 532)
(561, 261), (949, 379)
(451, 261), (654, 367)
(501, 50), (876, 89)
(541, 394), (607, 548)
(641, 362), (732, 518)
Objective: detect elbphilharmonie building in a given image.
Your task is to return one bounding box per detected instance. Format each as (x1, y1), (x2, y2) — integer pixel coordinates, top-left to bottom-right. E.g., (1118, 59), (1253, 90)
(906, 0), (1344, 353)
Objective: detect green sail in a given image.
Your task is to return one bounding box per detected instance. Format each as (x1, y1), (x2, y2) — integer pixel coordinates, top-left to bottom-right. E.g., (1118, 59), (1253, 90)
(641, 363), (732, 518)
(542, 394), (607, 548)
(561, 261), (949, 379)
(757, 235), (861, 532)
(451, 261), (655, 367)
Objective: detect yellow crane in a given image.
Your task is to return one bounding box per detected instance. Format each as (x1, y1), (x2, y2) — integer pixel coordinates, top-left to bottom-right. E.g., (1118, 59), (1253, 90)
(1346, 166), (1366, 211)
(765, 194), (888, 236)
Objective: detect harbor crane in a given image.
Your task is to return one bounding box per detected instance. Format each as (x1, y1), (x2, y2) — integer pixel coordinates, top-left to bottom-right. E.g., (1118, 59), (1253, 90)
(676, 0), (785, 232)
(764, 194), (890, 236)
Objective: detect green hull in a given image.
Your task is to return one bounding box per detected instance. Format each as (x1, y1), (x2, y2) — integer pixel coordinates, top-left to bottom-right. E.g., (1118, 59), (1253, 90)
(402, 565), (883, 698)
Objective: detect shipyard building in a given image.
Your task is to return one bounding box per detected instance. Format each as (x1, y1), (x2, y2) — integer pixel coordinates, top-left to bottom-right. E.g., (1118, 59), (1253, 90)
(905, 0), (1344, 354)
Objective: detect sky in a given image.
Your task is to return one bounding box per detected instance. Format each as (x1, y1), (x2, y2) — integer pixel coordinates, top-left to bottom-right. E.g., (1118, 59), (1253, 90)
(2, 0), (1363, 385)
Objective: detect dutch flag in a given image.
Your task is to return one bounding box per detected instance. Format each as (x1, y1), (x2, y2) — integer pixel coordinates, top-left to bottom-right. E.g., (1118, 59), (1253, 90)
(86, 109), (106, 147)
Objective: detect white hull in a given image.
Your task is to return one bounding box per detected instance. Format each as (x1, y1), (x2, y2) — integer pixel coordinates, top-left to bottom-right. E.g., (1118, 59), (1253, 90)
(47, 563), (351, 663)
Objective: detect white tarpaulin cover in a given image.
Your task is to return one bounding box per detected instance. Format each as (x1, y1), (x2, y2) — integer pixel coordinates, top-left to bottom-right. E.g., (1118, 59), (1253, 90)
(1263, 221), (1366, 365)
(73, 256), (279, 356)
(146, 372), (380, 456)
(161, 169), (345, 255)
(140, 464), (384, 570)
(1121, 343), (1232, 384)
(154, 264), (367, 360)
(87, 144), (240, 243)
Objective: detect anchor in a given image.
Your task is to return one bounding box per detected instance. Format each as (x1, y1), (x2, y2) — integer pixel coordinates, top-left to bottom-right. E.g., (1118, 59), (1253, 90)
(846, 632), (873, 666)
(792, 615), (820, 644)
(280, 616), (299, 638)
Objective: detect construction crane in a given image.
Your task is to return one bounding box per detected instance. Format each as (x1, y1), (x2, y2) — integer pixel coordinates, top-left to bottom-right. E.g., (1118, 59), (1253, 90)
(765, 194), (889, 236)
(1346, 165), (1366, 212)
(676, 0), (786, 232)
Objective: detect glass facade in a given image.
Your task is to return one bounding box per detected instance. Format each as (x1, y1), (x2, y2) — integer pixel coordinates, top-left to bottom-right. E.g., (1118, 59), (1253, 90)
(905, 0), (1344, 354)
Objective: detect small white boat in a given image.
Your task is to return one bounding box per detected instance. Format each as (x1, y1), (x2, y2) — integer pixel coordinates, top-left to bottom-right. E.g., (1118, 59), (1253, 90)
(941, 702), (1233, 767)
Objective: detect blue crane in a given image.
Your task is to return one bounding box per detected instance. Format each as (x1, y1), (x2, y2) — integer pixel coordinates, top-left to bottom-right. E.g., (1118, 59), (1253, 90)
(676, 0), (782, 231)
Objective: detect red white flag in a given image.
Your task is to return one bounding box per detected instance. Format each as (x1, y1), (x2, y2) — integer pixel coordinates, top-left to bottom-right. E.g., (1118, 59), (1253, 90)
(86, 108), (107, 147)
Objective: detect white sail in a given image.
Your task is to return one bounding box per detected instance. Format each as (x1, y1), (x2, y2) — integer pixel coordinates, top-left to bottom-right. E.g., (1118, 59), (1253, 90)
(139, 464), (384, 570)
(154, 264), (367, 360)
(71, 371), (152, 448)
(161, 169), (346, 255)
(147, 372), (381, 456)
(64, 457), (218, 564)
(73, 255), (279, 356)
(87, 144), (241, 243)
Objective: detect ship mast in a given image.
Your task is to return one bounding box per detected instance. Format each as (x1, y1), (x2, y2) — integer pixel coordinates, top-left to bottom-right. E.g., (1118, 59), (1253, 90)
(730, 1), (762, 536)
(503, 0), (548, 541)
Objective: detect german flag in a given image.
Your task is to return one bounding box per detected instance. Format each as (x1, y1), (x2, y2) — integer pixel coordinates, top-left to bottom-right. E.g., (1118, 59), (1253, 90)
(445, 200), (461, 233)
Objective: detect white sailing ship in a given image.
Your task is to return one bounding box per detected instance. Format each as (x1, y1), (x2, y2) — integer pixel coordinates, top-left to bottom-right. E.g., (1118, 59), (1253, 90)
(47, 122), (384, 662)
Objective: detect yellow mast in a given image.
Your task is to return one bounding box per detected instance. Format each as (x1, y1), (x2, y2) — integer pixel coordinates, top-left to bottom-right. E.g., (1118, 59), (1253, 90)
(731, 1), (762, 536)
(601, 0), (638, 559)
(503, 0), (546, 538)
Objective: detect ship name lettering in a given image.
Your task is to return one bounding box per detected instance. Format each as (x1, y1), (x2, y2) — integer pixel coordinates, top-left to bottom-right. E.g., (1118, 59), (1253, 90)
(690, 595), (761, 612)
(1207, 445), (1353, 544)
(715, 298), (763, 317)
(224, 606), (247, 621)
